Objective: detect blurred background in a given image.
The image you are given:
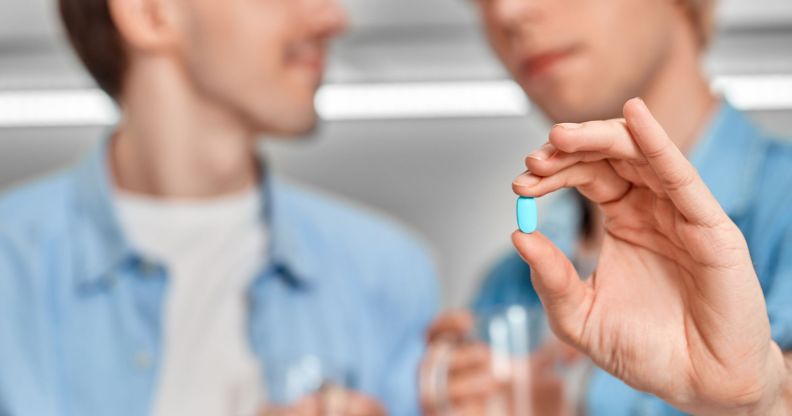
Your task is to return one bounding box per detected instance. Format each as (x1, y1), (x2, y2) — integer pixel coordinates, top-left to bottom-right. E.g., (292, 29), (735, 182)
(1, 0), (791, 307)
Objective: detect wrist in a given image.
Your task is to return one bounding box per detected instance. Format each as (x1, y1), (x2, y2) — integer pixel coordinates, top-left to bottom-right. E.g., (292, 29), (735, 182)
(746, 341), (788, 416)
(682, 341), (788, 416)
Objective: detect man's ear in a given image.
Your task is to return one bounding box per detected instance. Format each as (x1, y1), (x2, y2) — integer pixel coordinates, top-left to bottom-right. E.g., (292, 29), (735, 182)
(108, 0), (181, 52)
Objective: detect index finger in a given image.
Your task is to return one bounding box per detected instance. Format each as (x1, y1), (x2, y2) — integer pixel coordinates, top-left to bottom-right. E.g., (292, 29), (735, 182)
(622, 98), (727, 226)
(548, 119), (643, 160)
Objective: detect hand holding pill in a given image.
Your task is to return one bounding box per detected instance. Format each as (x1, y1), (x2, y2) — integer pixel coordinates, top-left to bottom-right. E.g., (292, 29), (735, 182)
(508, 98), (785, 415)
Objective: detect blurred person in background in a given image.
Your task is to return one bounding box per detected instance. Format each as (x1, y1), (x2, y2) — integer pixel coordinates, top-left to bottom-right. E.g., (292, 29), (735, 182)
(0, 0), (438, 415)
(423, 0), (792, 414)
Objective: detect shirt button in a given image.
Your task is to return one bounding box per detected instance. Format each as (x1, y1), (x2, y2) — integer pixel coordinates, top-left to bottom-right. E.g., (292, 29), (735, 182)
(134, 351), (153, 371)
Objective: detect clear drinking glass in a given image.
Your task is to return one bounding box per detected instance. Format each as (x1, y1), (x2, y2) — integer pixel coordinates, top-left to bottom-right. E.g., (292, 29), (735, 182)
(475, 304), (548, 416)
(423, 304), (576, 416)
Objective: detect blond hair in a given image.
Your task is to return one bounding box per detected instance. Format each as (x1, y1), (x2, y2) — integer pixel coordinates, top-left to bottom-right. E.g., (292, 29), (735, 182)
(686, 0), (717, 48)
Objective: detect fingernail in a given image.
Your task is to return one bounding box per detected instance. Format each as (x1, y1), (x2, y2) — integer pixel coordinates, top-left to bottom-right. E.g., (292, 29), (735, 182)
(555, 123), (582, 130)
(632, 97), (647, 107)
(526, 152), (545, 161)
(514, 172), (541, 187)
(527, 143), (555, 161)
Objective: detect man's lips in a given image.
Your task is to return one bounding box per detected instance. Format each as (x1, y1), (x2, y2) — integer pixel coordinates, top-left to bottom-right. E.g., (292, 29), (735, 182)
(287, 55), (326, 73)
(285, 43), (327, 74)
(518, 47), (579, 80)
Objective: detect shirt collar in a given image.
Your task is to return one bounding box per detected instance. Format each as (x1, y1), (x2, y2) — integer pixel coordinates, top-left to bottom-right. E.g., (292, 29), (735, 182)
(72, 138), (136, 288)
(688, 101), (767, 219)
(261, 170), (320, 287)
(71, 137), (319, 288)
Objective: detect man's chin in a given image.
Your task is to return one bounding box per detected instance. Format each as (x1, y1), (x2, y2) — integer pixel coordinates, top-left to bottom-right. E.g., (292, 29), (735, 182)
(255, 110), (320, 139)
(532, 92), (612, 124)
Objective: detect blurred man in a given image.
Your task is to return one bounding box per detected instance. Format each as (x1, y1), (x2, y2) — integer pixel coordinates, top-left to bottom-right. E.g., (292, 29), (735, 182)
(424, 0), (792, 414)
(0, 0), (437, 415)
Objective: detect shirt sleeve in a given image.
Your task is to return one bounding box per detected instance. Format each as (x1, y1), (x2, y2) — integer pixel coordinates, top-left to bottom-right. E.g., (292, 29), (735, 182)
(376, 244), (439, 416)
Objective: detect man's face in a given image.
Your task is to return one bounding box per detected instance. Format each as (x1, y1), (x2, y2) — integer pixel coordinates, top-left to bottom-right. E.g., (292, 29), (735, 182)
(173, 0), (347, 136)
(478, 0), (682, 123)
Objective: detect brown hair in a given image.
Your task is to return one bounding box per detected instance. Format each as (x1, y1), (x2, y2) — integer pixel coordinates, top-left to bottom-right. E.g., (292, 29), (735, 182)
(59, 0), (127, 99)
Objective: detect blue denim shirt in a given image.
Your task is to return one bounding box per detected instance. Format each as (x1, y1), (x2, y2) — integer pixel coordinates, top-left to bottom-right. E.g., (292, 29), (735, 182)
(0, 141), (439, 416)
(475, 103), (792, 416)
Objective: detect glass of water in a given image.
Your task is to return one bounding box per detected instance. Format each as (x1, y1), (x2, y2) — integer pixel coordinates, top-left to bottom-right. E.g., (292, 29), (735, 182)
(423, 304), (577, 416)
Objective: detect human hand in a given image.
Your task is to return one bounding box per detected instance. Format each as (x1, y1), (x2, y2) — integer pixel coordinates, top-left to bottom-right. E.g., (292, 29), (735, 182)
(420, 311), (577, 416)
(512, 98), (786, 415)
(421, 310), (499, 416)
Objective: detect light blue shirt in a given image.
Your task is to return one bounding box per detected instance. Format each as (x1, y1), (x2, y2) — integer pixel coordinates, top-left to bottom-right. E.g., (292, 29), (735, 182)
(475, 103), (792, 415)
(0, 140), (439, 416)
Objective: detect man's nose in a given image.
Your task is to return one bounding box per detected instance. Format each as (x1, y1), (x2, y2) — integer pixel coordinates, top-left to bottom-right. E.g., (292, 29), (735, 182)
(490, 0), (543, 33)
(303, 0), (349, 39)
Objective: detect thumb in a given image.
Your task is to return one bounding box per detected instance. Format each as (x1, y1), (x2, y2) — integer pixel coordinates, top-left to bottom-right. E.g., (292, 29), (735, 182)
(511, 231), (590, 346)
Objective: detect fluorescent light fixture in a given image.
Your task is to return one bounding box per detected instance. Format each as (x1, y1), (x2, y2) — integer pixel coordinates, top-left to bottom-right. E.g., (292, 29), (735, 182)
(0, 89), (118, 128)
(712, 74), (792, 111)
(316, 81), (529, 120)
(0, 75), (790, 127)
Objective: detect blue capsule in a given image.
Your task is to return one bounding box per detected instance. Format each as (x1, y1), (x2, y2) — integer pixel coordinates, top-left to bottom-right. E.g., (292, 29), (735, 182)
(516, 197), (537, 234)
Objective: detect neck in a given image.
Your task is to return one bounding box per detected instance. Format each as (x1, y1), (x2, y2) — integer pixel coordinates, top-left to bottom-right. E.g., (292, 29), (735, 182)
(639, 25), (718, 153)
(112, 57), (260, 199)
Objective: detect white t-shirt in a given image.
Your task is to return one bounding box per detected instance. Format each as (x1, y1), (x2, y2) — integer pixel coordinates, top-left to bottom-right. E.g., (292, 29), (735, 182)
(116, 188), (267, 416)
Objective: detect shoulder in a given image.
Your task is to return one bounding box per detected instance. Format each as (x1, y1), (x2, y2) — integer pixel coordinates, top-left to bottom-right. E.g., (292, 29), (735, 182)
(0, 173), (74, 281)
(0, 173), (73, 236)
(0, 176), (76, 402)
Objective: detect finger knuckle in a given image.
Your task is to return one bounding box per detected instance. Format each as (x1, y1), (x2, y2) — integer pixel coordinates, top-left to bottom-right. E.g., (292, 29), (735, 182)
(660, 170), (695, 191)
(643, 141), (672, 160)
(549, 134), (577, 153)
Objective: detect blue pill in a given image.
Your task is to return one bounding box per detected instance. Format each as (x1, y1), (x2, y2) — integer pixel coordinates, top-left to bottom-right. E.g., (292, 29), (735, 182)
(516, 197), (537, 234)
